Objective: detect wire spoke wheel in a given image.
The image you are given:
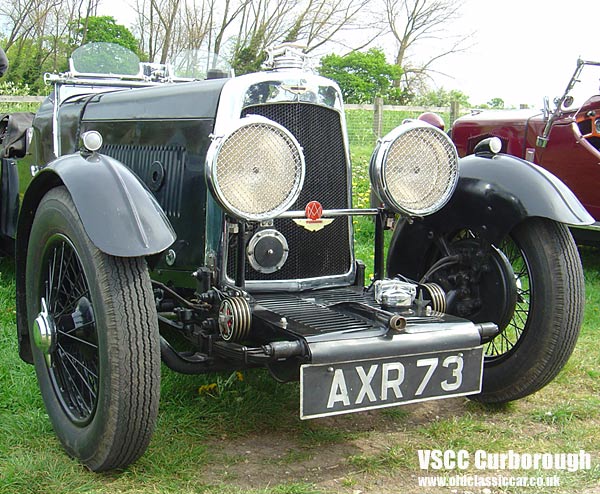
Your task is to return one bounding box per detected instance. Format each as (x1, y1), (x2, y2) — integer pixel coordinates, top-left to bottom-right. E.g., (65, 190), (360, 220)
(471, 218), (584, 403)
(389, 216), (584, 404)
(42, 235), (99, 424)
(434, 219), (583, 402)
(26, 187), (160, 471)
(483, 235), (531, 362)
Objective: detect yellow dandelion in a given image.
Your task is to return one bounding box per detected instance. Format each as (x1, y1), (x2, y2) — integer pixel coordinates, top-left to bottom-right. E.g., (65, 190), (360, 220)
(198, 383), (218, 395)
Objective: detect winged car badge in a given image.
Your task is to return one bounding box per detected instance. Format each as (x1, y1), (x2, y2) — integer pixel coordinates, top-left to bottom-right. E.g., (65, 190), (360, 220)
(293, 201), (335, 232)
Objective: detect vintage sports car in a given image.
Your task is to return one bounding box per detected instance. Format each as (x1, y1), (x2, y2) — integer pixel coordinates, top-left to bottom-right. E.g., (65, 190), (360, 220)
(0, 43), (592, 471)
(452, 59), (600, 244)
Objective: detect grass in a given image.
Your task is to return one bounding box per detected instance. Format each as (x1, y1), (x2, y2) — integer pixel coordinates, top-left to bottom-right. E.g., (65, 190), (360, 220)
(1, 145), (599, 493)
(0, 102), (42, 114)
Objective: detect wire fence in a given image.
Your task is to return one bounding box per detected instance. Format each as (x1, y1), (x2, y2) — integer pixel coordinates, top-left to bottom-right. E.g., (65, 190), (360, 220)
(0, 96), (468, 152)
(0, 96), (44, 114)
(0, 96), (45, 102)
(344, 100), (466, 150)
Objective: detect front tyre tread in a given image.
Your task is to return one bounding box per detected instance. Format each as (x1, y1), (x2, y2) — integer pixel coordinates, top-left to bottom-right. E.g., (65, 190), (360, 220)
(474, 218), (584, 404)
(93, 255), (160, 471)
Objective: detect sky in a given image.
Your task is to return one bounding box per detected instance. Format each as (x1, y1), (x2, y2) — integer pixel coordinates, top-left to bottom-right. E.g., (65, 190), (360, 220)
(97, 0), (600, 108)
(430, 0), (600, 107)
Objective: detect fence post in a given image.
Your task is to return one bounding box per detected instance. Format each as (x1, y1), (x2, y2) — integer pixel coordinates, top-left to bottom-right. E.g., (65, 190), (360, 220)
(450, 100), (460, 124)
(373, 97), (384, 138)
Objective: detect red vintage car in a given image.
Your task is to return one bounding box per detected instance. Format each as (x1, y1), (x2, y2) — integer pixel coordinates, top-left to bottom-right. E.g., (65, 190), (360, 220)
(451, 59), (600, 243)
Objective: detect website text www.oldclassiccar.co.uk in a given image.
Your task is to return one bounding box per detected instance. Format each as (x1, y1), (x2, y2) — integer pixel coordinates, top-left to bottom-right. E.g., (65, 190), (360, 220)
(415, 449), (593, 491)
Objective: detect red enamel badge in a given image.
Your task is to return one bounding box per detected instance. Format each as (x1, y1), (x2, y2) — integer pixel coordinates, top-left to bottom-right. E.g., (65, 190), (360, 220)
(305, 201), (323, 221)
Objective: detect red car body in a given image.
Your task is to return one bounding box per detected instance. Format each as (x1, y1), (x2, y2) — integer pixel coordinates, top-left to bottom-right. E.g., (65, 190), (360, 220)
(452, 60), (600, 241)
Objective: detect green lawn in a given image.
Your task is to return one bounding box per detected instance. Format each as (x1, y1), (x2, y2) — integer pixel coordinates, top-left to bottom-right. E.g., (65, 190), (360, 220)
(1, 248), (599, 493)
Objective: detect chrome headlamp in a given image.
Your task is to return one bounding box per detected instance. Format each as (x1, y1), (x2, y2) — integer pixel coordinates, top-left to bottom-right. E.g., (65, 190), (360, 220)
(206, 116), (305, 221)
(369, 120), (459, 216)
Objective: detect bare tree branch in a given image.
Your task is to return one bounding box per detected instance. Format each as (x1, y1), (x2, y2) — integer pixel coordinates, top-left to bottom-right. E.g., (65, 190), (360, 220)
(380, 0), (471, 94)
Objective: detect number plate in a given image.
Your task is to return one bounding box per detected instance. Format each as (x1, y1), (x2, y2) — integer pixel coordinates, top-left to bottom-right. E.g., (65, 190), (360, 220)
(300, 347), (484, 419)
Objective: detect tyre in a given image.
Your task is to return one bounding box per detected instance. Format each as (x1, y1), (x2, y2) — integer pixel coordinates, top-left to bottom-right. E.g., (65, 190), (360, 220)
(26, 186), (160, 471)
(472, 218), (584, 403)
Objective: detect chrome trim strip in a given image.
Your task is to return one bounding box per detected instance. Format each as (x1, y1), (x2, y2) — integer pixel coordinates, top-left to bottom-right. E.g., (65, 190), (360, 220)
(233, 270), (356, 293)
(213, 70), (344, 135)
(277, 208), (379, 218)
(46, 76), (159, 88)
(52, 85), (61, 157)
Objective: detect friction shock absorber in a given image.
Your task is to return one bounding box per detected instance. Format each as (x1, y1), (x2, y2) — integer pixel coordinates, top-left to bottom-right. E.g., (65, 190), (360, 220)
(420, 282), (447, 313)
(218, 296), (252, 341)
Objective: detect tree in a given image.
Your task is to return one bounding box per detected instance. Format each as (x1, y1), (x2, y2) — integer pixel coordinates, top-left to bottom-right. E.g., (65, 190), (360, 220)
(134, 0), (185, 62)
(75, 16), (141, 56)
(132, 0), (372, 71)
(4, 39), (53, 91)
(0, 0), (102, 91)
(381, 0), (471, 94)
(319, 48), (403, 104)
(1, 0), (64, 50)
(230, 0), (372, 74)
(413, 87), (470, 107)
(487, 97), (505, 109)
(283, 0), (372, 53)
(231, 36), (268, 75)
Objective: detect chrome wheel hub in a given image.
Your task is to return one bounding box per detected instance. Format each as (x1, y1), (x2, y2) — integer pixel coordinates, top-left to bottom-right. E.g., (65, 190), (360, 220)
(33, 298), (56, 355)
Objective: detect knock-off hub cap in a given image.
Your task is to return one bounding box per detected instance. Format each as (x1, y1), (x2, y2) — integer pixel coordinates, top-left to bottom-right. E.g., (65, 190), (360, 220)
(33, 298), (56, 356)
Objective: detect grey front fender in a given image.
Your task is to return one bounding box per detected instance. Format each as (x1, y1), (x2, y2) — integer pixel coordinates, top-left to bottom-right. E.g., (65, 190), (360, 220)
(21, 152), (176, 257)
(427, 153), (592, 240)
(16, 151), (175, 363)
(387, 152), (593, 278)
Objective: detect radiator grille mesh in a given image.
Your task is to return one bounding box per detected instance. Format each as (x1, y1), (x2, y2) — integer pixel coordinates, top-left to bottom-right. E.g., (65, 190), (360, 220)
(227, 103), (352, 281)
